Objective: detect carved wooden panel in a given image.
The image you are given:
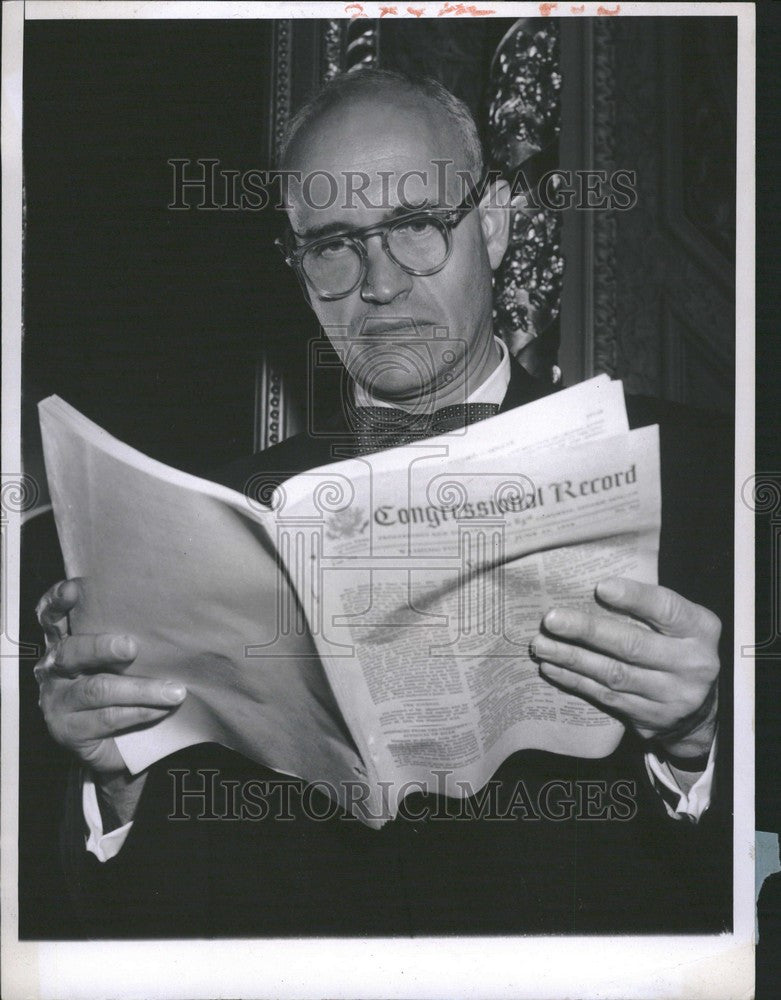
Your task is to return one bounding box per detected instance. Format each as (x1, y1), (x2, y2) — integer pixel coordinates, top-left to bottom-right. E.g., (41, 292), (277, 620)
(255, 20), (294, 452)
(487, 19), (563, 383)
(561, 16), (735, 412)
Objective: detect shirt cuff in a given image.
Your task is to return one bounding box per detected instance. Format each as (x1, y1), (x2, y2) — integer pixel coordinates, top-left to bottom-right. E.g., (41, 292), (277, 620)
(83, 771), (134, 862)
(644, 732), (717, 823)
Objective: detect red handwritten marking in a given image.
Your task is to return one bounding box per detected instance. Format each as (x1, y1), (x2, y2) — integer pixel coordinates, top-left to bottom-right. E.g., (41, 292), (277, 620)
(438, 1), (495, 12)
(597, 3), (620, 13)
(345, 2), (368, 17)
(407, 5), (425, 14)
(570, 3), (585, 12)
(539, 2), (558, 15)
(380, 4), (398, 13)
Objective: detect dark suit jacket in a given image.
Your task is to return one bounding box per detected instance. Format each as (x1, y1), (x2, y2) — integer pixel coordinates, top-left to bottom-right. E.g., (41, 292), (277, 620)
(26, 360), (734, 938)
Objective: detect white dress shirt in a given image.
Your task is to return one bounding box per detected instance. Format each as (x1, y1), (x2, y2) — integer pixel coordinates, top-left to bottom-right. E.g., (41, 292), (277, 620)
(84, 337), (715, 860)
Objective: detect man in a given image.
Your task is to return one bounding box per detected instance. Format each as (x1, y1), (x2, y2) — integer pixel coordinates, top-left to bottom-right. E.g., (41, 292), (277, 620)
(33, 70), (732, 936)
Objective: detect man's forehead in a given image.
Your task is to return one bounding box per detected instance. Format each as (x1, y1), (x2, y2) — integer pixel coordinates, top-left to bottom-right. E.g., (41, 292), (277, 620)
(290, 93), (466, 182)
(288, 87), (462, 160)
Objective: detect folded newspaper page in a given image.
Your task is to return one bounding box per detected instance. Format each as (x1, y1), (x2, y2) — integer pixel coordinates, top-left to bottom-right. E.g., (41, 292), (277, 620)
(38, 397), (369, 818)
(38, 376), (661, 827)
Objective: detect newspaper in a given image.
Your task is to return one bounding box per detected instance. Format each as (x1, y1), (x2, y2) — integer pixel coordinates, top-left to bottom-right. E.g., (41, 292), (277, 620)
(38, 376), (660, 827)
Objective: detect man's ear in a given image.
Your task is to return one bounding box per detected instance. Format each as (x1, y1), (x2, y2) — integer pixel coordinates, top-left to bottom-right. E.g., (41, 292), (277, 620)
(478, 178), (511, 271)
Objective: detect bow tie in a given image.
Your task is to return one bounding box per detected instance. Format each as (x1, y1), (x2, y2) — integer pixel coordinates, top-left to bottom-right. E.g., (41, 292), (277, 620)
(352, 402), (501, 455)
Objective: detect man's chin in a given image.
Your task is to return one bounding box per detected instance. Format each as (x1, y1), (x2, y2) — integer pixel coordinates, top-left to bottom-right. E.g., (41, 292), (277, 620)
(354, 375), (431, 406)
(347, 346), (430, 396)
(348, 340), (463, 393)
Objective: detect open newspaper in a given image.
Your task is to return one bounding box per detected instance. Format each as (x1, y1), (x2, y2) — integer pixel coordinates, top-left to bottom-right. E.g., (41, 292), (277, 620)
(38, 376), (661, 828)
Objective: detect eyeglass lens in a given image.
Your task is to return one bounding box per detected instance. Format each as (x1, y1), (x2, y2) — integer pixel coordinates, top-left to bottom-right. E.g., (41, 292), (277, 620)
(302, 216), (450, 296)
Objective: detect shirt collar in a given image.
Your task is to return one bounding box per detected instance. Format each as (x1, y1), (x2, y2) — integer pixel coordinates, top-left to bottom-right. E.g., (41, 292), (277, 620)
(354, 336), (511, 410)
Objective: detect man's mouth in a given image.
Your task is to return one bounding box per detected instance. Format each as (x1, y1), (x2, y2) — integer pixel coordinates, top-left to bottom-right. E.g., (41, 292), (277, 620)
(357, 318), (431, 338)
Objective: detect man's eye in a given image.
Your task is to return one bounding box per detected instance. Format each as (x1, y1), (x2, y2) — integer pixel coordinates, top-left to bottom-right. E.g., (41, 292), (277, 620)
(314, 239), (352, 259)
(396, 218), (437, 238)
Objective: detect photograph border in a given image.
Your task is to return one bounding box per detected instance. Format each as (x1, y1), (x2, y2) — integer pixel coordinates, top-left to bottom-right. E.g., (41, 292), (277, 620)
(1, 3), (755, 997)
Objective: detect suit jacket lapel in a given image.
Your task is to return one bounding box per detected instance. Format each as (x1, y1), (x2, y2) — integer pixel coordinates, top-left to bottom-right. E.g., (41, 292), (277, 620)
(500, 355), (557, 413)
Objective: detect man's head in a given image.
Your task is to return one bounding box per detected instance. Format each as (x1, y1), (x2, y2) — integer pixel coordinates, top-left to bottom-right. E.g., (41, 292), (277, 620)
(279, 70), (511, 412)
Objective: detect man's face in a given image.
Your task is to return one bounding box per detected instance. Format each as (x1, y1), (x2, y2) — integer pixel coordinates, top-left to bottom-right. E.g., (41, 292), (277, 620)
(284, 89), (509, 410)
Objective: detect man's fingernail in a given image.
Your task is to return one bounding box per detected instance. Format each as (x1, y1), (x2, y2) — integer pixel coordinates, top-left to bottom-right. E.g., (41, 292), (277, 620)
(533, 637), (554, 657)
(597, 579), (623, 602)
(162, 681), (186, 703)
(110, 635), (136, 659)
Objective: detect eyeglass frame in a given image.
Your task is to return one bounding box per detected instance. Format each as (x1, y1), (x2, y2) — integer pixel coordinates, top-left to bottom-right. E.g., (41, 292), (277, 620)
(274, 175), (488, 302)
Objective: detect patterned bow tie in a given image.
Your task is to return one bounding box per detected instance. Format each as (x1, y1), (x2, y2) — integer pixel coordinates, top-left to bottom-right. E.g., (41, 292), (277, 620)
(352, 402), (501, 455)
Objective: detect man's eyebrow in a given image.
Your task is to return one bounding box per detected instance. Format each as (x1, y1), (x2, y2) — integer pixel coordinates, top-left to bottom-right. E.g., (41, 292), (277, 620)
(294, 199), (434, 242)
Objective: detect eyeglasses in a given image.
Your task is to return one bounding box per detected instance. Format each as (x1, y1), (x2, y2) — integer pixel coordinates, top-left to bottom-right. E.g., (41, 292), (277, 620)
(275, 178), (485, 301)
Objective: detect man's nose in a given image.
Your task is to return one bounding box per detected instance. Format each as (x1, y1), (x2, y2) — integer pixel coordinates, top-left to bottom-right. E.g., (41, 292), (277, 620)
(360, 236), (413, 304)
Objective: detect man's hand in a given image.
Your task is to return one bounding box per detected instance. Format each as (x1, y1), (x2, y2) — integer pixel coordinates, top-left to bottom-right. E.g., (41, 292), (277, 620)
(34, 578), (187, 776)
(531, 577), (720, 761)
